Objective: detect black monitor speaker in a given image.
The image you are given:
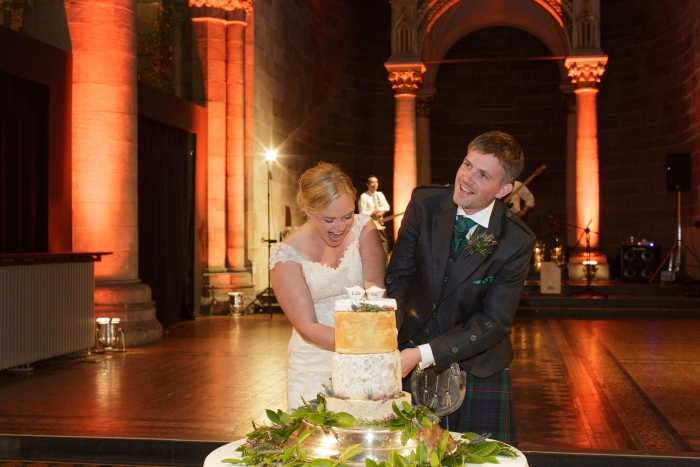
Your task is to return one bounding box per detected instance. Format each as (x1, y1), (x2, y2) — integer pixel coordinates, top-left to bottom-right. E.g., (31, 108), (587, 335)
(620, 245), (661, 282)
(666, 153), (691, 192)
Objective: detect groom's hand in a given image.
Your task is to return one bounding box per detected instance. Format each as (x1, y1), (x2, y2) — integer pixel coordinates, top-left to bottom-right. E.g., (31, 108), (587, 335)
(400, 348), (422, 377)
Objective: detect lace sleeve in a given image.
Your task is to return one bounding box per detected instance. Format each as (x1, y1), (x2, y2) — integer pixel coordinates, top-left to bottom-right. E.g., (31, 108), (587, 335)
(353, 213), (372, 236)
(269, 243), (304, 270)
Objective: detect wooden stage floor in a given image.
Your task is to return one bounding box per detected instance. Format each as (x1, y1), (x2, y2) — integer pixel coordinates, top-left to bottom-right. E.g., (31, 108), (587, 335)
(1, 313), (699, 459)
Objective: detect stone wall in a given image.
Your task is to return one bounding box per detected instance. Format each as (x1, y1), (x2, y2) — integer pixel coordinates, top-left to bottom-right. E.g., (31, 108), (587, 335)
(249, 0), (395, 290)
(598, 0), (700, 278)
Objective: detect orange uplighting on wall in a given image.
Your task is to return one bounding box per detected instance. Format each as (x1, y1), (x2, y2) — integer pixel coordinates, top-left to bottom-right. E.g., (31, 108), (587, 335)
(68, 0), (140, 282)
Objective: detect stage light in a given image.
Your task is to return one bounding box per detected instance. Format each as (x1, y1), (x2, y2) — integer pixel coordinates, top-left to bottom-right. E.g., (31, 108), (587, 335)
(95, 318), (125, 352)
(265, 149), (278, 161)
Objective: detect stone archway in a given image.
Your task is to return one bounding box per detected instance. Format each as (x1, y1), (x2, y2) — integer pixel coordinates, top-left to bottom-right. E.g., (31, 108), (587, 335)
(387, 0), (608, 276)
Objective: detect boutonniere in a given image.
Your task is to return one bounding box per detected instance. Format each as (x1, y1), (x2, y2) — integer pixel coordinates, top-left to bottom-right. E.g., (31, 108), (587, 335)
(463, 231), (498, 258)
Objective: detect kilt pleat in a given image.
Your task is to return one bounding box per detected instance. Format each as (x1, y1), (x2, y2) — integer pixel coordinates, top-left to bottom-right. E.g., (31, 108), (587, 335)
(442, 368), (518, 448)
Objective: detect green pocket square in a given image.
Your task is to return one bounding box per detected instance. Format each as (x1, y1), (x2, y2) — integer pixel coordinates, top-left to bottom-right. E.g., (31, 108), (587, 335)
(472, 276), (494, 285)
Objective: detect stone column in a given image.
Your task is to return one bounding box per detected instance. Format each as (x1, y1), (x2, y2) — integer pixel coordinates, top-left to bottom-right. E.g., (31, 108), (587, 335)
(565, 56), (608, 278)
(415, 90), (434, 186)
(565, 56), (607, 249)
(65, 0), (160, 345)
(385, 63), (424, 239)
(225, 10), (246, 276)
(191, 0), (254, 313)
(191, 7), (227, 273)
(169, 1), (189, 99)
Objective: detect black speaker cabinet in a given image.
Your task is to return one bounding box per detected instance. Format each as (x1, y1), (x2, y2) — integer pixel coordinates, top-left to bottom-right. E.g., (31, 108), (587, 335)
(666, 153), (691, 192)
(620, 245), (661, 282)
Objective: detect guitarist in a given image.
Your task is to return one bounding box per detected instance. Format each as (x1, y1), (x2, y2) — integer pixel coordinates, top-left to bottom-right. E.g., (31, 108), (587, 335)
(509, 179), (535, 219)
(358, 175), (390, 253)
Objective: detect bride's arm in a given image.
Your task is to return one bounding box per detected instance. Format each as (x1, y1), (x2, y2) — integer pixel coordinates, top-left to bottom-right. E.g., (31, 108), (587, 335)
(271, 261), (335, 351)
(359, 221), (387, 294)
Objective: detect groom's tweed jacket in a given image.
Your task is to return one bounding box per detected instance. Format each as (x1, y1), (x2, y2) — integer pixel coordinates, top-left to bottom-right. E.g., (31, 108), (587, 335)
(386, 185), (535, 377)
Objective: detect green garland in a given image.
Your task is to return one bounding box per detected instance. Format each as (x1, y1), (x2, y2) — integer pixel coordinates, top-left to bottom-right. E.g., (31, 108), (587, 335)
(222, 397), (517, 467)
(349, 304), (395, 313)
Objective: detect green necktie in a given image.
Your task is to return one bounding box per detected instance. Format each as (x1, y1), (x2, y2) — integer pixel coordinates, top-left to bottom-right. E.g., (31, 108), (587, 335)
(453, 216), (477, 252)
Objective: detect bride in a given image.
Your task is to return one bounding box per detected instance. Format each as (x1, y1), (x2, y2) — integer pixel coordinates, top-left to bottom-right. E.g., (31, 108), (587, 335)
(270, 162), (387, 409)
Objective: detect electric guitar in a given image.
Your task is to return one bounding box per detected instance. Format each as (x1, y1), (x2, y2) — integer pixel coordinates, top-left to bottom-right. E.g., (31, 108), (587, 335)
(503, 164), (546, 207)
(378, 212), (404, 225)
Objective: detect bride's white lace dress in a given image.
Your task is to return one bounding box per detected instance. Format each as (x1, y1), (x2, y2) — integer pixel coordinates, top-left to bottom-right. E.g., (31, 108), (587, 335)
(269, 214), (371, 410)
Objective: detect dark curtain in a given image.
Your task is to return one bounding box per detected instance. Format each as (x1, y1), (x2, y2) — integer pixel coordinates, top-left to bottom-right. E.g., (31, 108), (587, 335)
(0, 71), (49, 254)
(138, 116), (195, 328)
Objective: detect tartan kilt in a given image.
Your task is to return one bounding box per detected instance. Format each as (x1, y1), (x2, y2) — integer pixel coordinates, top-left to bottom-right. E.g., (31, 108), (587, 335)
(442, 368), (518, 448)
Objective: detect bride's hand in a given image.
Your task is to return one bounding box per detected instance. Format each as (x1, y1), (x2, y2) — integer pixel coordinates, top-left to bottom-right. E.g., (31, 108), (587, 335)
(400, 348), (422, 378)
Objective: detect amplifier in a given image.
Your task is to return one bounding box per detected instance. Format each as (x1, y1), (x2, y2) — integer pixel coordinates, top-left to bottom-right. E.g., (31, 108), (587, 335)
(620, 245), (661, 282)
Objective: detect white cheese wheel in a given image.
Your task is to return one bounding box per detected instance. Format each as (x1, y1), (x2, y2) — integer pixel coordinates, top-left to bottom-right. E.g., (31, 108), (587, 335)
(331, 350), (402, 399)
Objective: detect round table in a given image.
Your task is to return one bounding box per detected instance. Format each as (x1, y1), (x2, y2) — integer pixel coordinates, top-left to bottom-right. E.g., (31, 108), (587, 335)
(204, 436), (528, 467)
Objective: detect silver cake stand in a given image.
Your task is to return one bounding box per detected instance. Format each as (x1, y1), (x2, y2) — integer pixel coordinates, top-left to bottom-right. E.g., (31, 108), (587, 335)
(287, 419), (457, 466)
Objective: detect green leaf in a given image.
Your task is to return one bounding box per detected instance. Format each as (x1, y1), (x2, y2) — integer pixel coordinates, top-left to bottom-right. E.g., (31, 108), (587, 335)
(418, 414), (433, 429)
(400, 431), (409, 446)
(389, 450), (408, 467)
(401, 401), (414, 417)
(365, 459), (380, 467)
(473, 441), (498, 458)
(282, 446), (297, 463)
(339, 444), (363, 462)
(437, 429), (451, 457)
(333, 412), (357, 427)
(483, 455), (500, 464)
(297, 429), (314, 444)
(310, 458), (334, 467)
(266, 409), (281, 425)
(279, 410), (292, 425)
(220, 458), (244, 464)
(308, 412), (328, 426)
(417, 441), (428, 464)
(392, 401), (404, 419)
(443, 454), (463, 467)
(466, 452), (486, 464)
(429, 451), (440, 467)
(297, 445), (307, 462)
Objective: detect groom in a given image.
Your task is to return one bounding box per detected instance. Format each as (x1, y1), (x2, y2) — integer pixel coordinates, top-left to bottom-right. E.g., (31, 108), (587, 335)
(386, 131), (535, 446)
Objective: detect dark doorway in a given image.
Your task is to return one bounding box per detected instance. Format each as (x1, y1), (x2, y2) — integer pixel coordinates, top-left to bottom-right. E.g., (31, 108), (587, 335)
(0, 71), (49, 254)
(138, 116), (195, 328)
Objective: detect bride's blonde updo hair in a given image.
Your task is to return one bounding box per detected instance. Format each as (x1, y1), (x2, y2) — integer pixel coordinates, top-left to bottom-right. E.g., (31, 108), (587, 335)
(297, 162), (357, 216)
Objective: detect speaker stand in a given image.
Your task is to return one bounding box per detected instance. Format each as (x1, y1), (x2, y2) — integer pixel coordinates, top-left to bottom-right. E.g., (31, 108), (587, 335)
(649, 191), (699, 283)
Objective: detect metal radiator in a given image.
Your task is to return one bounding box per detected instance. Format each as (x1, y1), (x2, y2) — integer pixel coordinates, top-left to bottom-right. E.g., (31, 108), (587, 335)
(0, 262), (95, 371)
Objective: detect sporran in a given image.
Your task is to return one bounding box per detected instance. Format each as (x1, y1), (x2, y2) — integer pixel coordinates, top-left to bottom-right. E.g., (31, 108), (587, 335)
(410, 362), (466, 416)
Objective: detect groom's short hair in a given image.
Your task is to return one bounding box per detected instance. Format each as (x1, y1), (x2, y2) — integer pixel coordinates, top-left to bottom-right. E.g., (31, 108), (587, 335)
(468, 131), (524, 184)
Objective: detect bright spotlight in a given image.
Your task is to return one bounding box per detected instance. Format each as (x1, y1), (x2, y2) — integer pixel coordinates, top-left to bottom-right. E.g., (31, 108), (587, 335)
(265, 149), (278, 161)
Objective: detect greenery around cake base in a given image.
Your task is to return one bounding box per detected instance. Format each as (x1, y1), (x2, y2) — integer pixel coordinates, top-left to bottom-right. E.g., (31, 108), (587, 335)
(222, 395), (517, 467)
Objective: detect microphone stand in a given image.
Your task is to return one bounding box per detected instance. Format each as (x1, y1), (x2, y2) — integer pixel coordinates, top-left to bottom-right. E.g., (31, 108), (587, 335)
(564, 220), (607, 298)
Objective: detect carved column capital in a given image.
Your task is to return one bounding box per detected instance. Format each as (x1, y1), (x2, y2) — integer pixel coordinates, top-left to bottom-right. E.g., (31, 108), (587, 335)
(565, 55), (607, 89)
(189, 0), (253, 22)
(189, 0), (253, 11)
(388, 70), (423, 94)
(385, 62), (426, 95)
